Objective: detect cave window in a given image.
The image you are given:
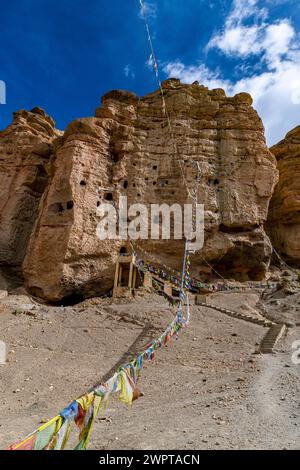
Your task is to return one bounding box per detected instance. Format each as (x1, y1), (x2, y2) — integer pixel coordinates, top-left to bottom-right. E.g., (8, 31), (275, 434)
(165, 180), (169, 185)
(153, 181), (157, 186)
(37, 164), (48, 177)
(133, 183), (136, 187)
(80, 180), (86, 186)
(105, 193), (113, 201)
(67, 200), (74, 210)
(137, 193), (141, 197)
(50, 202), (64, 213)
(133, 163), (136, 167)
(153, 165), (157, 170)
(112, 152), (119, 163)
(120, 247), (127, 255)
(214, 179), (220, 185)
(97, 201), (100, 207)
(123, 180), (128, 189)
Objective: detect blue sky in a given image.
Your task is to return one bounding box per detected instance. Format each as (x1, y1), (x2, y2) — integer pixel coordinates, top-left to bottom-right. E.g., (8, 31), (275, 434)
(0, 0), (300, 145)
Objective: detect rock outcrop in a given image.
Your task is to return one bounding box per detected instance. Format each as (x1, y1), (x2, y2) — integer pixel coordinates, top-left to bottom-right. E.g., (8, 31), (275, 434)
(20, 80), (278, 301)
(0, 108), (60, 285)
(267, 125), (300, 265)
(1, 81), (278, 301)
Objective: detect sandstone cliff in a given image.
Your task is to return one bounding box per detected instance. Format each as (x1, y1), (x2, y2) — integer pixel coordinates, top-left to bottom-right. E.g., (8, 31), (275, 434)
(17, 80), (278, 301)
(0, 108), (60, 287)
(267, 125), (300, 265)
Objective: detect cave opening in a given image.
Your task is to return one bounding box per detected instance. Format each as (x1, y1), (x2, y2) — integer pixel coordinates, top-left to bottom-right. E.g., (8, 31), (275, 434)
(112, 152), (119, 163)
(56, 292), (85, 306)
(50, 202), (64, 213)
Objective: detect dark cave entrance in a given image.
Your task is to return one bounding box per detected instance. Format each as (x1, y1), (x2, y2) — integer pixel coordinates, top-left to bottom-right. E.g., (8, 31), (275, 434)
(55, 292), (85, 306)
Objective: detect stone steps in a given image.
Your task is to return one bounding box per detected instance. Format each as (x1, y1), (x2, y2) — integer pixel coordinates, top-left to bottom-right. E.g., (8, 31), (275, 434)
(195, 299), (275, 328)
(259, 324), (287, 354)
(196, 300), (288, 354)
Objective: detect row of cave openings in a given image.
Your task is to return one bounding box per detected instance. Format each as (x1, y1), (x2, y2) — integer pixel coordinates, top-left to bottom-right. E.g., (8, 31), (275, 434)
(51, 157), (222, 214)
(96, 162), (174, 206)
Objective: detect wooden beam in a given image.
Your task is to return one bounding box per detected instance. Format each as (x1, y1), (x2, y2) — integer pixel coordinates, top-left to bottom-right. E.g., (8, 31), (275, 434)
(114, 262), (120, 288)
(128, 261), (134, 289)
(132, 267), (137, 290)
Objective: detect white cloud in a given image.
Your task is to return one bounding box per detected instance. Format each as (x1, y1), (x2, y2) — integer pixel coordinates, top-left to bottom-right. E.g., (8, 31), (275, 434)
(207, 0), (266, 55)
(163, 61), (232, 90)
(163, 0), (300, 146)
(208, 24), (262, 57)
(231, 0), (267, 23)
(263, 20), (295, 68)
(124, 64), (135, 79)
(207, 0), (294, 68)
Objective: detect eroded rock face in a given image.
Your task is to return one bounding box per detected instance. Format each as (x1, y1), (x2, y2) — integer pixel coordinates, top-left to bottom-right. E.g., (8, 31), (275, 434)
(23, 115), (121, 301)
(267, 126), (300, 265)
(22, 80), (278, 301)
(0, 108), (60, 285)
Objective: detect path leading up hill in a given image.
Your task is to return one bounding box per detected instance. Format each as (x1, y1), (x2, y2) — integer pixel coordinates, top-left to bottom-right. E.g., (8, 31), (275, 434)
(0, 291), (299, 449)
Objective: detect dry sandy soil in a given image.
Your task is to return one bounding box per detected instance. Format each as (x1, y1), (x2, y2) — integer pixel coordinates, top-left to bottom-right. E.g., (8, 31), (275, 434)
(0, 288), (299, 450)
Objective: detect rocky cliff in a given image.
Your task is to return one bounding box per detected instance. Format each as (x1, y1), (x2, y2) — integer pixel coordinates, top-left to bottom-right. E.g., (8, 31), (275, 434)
(0, 108), (60, 288)
(0, 80), (279, 301)
(267, 125), (300, 265)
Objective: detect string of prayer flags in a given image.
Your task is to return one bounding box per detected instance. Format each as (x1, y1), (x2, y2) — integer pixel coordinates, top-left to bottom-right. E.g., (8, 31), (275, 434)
(8, 434), (37, 451)
(7, 241), (191, 451)
(135, 252), (279, 294)
(53, 418), (72, 450)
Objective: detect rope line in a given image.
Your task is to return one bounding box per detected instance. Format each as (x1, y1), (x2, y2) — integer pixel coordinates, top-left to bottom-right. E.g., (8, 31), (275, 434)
(139, 0), (201, 202)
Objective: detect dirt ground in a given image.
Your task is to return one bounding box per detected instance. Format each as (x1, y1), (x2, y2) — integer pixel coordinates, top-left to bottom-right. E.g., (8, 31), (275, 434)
(0, 288), (299, 450)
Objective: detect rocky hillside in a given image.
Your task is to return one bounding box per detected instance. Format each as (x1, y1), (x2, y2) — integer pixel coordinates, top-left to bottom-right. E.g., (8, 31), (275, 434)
(0, 80), (280, 301)
(267, 126), (300, 266)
